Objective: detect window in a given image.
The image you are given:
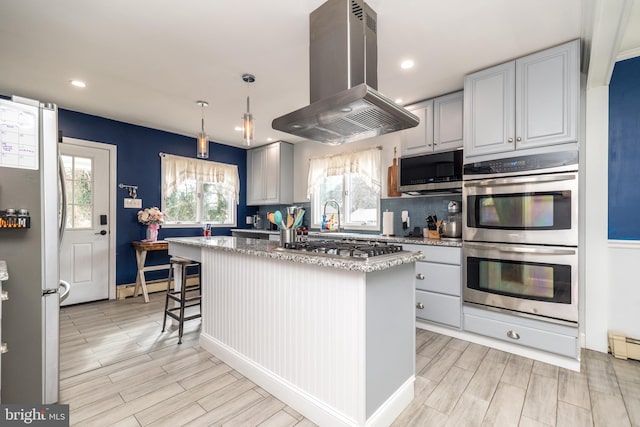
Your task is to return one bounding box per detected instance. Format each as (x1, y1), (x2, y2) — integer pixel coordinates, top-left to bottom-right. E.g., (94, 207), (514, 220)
(308, 148), (381, 230)
(161, 154), (240, 227)
(61, 154), (93, 229)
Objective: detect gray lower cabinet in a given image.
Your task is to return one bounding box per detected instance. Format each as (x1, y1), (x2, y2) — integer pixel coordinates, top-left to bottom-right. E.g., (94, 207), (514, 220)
(463, 305), (578, 358)
(404, 244), (462, 328)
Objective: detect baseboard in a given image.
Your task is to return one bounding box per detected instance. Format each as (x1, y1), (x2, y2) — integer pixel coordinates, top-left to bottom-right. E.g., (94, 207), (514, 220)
(115, 275), (200, 300)
(416, 320), (581, 372)
(365, 376), (414, 427)
(200, 332), (380, 426)
(608, 331), (640, 361)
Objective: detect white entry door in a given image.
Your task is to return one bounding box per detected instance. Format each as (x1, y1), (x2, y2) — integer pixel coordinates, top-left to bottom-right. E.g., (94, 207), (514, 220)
(59, 142), (111, 305)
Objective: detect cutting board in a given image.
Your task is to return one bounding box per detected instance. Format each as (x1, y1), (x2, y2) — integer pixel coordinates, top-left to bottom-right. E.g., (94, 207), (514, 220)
(387, 147), (401, 197)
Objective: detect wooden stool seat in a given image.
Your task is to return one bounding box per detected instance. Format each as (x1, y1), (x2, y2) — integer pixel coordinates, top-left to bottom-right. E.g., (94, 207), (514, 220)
(162, 257), (202, 344)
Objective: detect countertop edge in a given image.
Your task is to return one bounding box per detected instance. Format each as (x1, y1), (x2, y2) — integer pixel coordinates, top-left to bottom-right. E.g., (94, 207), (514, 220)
(167, 237), (424, 273)
(230, 229), (462, 247)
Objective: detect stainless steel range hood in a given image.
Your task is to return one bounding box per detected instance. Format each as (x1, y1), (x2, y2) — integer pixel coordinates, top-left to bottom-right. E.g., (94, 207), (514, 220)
(272, 0), (419, 144)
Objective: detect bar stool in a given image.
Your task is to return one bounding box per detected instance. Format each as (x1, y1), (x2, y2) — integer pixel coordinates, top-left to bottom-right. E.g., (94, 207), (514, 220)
(162, 256), (202, 344)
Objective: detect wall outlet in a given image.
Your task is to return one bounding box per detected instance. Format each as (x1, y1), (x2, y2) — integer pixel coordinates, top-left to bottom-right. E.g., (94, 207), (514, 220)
(246, 215), (253, 225)
(124, 198), (142, 209)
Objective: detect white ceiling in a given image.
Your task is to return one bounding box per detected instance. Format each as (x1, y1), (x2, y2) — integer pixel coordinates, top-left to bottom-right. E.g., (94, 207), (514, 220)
(0, 0), (627, 149)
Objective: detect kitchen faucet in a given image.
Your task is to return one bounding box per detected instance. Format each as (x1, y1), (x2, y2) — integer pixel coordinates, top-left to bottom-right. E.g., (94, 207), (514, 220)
(322, 200), (341, 232)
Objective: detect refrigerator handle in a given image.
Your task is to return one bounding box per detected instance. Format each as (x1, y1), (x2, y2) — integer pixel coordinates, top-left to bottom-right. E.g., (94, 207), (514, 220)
(58, 156), (67, 244)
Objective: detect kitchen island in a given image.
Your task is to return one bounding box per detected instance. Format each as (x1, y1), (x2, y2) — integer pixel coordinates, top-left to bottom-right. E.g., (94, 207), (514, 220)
(167, 236), (422, 427)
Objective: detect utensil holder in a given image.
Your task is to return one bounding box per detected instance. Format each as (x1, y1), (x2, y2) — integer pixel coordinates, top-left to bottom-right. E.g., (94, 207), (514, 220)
(280, 229), (296, 246)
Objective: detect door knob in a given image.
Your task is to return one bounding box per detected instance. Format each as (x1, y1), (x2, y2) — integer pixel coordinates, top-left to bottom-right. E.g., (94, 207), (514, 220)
(95, 230), (107, 236)
(416, 302), (424, 309)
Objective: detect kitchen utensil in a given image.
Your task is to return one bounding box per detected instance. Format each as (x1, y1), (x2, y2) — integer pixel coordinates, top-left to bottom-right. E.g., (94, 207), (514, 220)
(273, 210), (283, 230)
(286, 214), (294, 229)
(426, 215), (437, 230)
(293, 209), (305, 228)
(440, 220), (461, 238)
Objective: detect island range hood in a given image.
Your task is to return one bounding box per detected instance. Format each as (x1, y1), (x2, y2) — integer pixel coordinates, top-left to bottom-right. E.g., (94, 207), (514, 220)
(272, 0), (420, 144)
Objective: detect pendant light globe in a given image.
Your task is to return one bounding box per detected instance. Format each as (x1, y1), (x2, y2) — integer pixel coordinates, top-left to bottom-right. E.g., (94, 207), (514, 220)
(242, 73), (255, 146)
(196, 100), (209, 159)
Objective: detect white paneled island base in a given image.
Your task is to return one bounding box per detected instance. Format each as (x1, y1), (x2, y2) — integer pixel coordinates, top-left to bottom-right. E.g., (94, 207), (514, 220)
(168, 237), (419, 426)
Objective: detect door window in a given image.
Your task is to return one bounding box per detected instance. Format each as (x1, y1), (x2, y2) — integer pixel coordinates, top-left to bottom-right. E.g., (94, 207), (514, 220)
(61, 154), (93, 229)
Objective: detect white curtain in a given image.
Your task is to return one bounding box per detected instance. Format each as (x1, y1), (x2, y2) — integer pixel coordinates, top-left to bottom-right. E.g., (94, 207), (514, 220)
(307, 147), (381, 199)
(162, 154), (240, 203)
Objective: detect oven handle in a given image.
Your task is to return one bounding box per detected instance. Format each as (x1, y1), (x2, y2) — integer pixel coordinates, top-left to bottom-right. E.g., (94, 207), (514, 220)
(464, 173), (577, 188)
(464, 242), (576, 256)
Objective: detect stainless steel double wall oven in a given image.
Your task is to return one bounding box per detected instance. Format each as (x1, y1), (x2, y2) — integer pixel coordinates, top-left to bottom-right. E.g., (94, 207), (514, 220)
(462, 150), (579, 323)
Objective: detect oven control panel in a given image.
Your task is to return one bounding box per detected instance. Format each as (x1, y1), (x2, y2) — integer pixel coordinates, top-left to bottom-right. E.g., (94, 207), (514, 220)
(463, 150), (579, 178)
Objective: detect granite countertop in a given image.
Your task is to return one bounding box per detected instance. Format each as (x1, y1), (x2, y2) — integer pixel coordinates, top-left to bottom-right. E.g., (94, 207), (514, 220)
(0, 260), (8, 281)
(166, 236), (425, 273)
(230, 228), (462, 248)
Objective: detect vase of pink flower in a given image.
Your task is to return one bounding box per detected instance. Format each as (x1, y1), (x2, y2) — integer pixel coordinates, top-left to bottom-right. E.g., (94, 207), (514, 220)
(137, 207), (164, 242)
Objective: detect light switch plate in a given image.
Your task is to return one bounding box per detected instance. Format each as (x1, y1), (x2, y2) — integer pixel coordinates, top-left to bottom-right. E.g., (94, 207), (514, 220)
(124, 198), (142, 209)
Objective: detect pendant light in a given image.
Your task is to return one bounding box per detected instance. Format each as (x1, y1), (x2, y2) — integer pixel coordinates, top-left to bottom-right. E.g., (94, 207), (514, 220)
(242, 73), (255, 146)
(196, 100), (209, 159)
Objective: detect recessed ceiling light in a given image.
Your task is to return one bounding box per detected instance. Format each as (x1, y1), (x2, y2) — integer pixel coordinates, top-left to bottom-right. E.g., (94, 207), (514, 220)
(234, 126), (242, 132)
(400, 60), (414, 70)
(70, 80), (86, 88)
(395, 98), (403, 104)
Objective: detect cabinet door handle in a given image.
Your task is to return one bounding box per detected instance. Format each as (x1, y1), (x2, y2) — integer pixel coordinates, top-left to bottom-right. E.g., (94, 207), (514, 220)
(1, 342), (8, 354)
(516, 136), (522, 142)
(416, 302), (424, 309)
(506, 330), (520, 340)
(1, 290), (8, 301)
(416, 273), (425, 280)
(507, 137), (514, 143)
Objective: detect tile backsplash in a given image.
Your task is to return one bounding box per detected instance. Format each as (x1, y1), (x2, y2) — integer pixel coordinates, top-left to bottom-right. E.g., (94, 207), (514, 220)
(253, 193), (461, 237)
(381, 194), (462, 237)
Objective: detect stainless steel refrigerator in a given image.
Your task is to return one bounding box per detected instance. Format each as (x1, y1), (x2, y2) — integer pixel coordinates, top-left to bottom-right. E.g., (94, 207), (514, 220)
(0, 96), (68, 403)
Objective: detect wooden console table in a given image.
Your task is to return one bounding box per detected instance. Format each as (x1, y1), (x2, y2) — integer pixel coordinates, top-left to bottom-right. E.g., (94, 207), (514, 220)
(132, 240), (170, 303)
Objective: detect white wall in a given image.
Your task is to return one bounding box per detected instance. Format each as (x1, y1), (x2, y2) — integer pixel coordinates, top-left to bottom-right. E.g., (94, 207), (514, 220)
(607, 243), (640, 337)
(583, 84), (640, 352)
(581, 0), (640, 352)
(583, 85), (611, 352)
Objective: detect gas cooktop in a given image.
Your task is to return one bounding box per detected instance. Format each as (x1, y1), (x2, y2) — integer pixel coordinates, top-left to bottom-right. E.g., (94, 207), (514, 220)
(279, 240), (405, 259)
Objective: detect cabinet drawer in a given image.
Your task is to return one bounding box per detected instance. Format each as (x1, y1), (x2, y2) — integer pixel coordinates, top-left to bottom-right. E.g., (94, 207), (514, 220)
(464, 313), (578, 358)
(403, 244), (461, 265)
(415, 290), (461, 328)
(415, 262), (460, 296)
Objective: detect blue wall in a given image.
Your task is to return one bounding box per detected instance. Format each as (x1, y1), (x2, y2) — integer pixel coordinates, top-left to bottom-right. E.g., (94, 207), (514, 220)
(608, 56), (640, 240)
(58, 109), (253, 285)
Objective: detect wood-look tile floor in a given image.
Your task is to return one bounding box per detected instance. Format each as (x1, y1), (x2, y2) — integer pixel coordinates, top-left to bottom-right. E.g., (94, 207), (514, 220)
(60, 294), (640, 426)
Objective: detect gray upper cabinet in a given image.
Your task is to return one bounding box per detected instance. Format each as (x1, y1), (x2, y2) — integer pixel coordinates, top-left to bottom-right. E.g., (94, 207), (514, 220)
(247, 141), (293, 206)
(400, 99), (433, 157)
(433, 91), (464, 152)
(464, 40), (579, 159)
(401, 92), (463, 157)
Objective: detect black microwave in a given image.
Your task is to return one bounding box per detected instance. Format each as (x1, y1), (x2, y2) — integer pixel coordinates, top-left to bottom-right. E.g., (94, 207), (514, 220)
(398, 149), (463, 194)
